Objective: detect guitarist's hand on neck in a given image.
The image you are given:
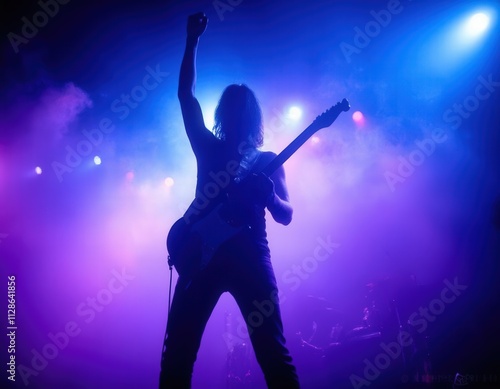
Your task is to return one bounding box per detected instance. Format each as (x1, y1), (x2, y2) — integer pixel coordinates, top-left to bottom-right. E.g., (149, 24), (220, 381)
(243, 157), (293, 225)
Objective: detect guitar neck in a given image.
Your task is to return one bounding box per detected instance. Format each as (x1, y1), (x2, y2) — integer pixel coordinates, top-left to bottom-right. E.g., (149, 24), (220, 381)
(261, 124), (318, 177)
(260, 98), (349, 177)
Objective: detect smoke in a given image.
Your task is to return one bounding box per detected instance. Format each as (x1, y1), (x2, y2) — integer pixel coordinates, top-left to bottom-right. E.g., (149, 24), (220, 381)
(32, 83), (93, 143)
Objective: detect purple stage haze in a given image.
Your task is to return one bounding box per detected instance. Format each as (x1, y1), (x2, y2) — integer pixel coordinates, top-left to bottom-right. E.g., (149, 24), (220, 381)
(1, 1), (499, 388)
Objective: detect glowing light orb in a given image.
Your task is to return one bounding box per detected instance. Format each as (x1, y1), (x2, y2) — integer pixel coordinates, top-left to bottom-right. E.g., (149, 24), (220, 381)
(311, 135), (320, 144)
(93, 156), (102, 165)
(466, 12), (490, 35)
(164, 177), (175, 187)
(35, 166), (42, 175)
(352, 111), (364, 122)
(288, 106), (302, 121)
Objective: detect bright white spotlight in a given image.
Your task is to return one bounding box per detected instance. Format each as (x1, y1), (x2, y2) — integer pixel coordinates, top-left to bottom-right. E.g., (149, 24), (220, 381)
(288, 106), (302, 121)
(93, 156), (102, 165)
(466, 12), (490, 35)
(35, 166), (42, 175)
(424, 9), (494, 73)
(164, 177), (174, 187)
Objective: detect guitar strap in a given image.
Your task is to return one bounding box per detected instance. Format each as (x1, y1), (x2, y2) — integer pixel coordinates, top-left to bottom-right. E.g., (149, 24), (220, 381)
(234, 148), (261, 183)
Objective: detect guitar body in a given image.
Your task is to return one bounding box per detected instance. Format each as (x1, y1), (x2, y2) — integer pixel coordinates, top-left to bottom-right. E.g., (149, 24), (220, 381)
(166, 217), (202, 279)
(167, 98), (350, 279)
(167, 202), (248, 278)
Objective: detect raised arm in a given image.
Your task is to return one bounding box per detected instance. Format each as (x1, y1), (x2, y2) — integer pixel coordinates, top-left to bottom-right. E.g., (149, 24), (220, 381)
(178, 13), (214, 154)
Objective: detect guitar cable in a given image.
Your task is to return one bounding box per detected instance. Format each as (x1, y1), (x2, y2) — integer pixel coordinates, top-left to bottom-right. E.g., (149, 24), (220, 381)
(161, 255), (174, 363)
(167, 255), (173, 314)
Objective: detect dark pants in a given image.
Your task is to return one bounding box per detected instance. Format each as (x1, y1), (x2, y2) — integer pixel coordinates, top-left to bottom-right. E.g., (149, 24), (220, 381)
(159, 234), (300, 389)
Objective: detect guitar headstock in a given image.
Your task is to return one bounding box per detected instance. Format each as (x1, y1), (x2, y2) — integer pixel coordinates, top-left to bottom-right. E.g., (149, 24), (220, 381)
(312, 98), (350, 130)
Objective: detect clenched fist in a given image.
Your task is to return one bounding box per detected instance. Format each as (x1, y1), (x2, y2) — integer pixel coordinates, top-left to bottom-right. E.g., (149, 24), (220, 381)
(187, 12), (208, 38)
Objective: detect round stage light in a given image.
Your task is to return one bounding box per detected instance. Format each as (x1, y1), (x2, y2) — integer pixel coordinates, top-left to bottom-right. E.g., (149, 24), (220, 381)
(466, 12), (490, 35)
(288, 106), (302, 121)
(352, 111), (364, 122)
(164, 177), (174, 187)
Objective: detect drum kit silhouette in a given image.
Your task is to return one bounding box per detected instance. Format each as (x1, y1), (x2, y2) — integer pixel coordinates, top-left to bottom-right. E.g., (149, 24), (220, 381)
(293, 277), (433, 388)
(224, 276), (433, 388)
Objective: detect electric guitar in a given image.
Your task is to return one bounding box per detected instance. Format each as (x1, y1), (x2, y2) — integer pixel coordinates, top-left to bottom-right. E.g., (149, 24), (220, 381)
(167, 98), (350, 279)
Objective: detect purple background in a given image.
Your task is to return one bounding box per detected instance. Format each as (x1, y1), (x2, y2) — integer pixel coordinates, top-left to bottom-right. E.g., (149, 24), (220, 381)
(1, 0), (499, 388)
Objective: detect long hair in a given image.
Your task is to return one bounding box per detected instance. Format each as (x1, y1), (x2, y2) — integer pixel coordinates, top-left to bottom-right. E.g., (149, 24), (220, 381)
(213, 84), (263, 148)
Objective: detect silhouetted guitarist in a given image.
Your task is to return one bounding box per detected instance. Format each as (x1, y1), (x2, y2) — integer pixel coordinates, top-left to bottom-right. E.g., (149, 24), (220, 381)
(159, 12), (300, 389)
